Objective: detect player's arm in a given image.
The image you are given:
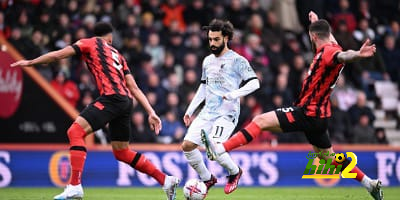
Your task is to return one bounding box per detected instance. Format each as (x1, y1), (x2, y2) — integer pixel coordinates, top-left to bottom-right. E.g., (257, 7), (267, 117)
(10, 46), (76, 67)
(336, 39), (376, 63)
(223, 78), (260, 100)
(308, 11), (338, 44)
(125, 74), (162, 134)
(183, 82), (206, 126)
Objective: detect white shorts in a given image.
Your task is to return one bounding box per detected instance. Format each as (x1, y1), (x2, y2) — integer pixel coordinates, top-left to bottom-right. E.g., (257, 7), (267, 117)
(184, 116), (236, 146)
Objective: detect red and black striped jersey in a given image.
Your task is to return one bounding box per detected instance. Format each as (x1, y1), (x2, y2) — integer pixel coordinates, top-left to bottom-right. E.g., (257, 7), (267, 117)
(295, 43), (344, 118)
(72, 37), (131, 96)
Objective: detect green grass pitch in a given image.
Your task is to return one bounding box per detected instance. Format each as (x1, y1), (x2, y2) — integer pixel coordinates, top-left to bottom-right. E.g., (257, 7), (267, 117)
(0, 187), (399, 200)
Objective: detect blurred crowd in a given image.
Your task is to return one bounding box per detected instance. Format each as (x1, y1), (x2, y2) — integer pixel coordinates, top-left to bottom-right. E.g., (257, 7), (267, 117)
(2, 0), (399, 145)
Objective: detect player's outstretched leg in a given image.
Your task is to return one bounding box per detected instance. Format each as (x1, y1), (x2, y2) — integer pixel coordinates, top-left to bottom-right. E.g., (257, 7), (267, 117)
(368, 179), (383, 200)
(162, 175), (181, 200)
(183, 148), (217, 191)
(224, 167), (242, 194)
(53, 184), (84, 200)
(201, 129), (218, 160)
(203, 175), (218, 191)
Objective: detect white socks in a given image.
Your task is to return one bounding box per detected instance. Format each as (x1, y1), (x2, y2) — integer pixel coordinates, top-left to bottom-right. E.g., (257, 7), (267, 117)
(184, 149), (212, 181)
(215, 143), (226, 155)
(361, 175), (372, 191)
(216, 152), (240, 175)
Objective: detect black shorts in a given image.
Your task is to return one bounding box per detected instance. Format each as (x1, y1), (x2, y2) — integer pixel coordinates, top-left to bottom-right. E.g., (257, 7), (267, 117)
(275, 106), (332, 148)
(80, 94), (132, 141)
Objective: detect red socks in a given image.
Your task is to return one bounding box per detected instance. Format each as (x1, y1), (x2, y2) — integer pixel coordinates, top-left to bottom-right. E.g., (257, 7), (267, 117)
(67, 122), (87, 185)
(332, 160), (365, 182)
(70, 149), (87, 185)
(223, 122), (261, 152)
(113, 148), (166, 185)
(67, 122), (86, 147)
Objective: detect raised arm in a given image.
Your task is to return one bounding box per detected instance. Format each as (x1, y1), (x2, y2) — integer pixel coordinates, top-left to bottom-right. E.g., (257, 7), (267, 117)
(223, 78), (260, 100)
(11, 46), (76, 67)
(125, 74), (162, 134)
(308, 11), (338, 44)
(336, 39), (376, 63)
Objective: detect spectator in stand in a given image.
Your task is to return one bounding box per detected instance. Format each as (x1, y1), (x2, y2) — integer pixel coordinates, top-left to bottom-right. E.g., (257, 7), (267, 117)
(77, 70), (98, 97)
(130, 110), (156, 143)
(334, 20), (358, 51)
(226, 0), (247, 30)
(269, 73), (294, 106)
(348, 91), (376, 125)
(182, 52), (201, 76)
(375, 128), (389, 144)
(288, 55), (306, 98)
(158, 51), (183, 81)
(119, 13), (140, 39)
(50, 70), (80, 108)
(271, 0), (303, 34)
(183, 0), (208, 27)
(353, 113), (377, 144)
(165, 92), (184, 118)
(355, 46), (388, 99)
(16, 10), (33, 39)
(0, 11), (10, 38)
(160, 0), (186, 32)
(353, 18), (376, 46)
(166, 32), (186, 65)
(244, 0), (267, 21)
(158, 109), (185, 144)
(330, 0), (357, 33)
(162, 73), (181, 93)
(380, 34), (400, 83)
(144, 32), (165, 69)
(139, 12), (157, 44)
(328, 96), (352, 143)
(331, 75), (358, 111)
(141, 0), (165, 30)
(387, 20), (400, 47)
(241, 34), (268, 69)
(179, 69), (198, 100)
(264, 11), (285, 46)
(184, 33), (206, 61)
(355, 0), (377, 28)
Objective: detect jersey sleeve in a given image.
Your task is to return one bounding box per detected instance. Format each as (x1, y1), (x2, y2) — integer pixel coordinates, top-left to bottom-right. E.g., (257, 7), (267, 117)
(323, 45), (343, 66)
(120, 56), (131, 75)
(200, 58), (206, 84)
(234, 57), (257, 81)
(71, 38), (92, 57)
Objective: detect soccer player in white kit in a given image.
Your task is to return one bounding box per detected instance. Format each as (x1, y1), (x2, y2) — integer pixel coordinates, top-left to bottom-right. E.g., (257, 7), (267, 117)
(181, 19), (260, 194)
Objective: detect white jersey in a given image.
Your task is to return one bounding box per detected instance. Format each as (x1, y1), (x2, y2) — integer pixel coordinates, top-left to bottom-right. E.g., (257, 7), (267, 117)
(198, 50), (257, 122)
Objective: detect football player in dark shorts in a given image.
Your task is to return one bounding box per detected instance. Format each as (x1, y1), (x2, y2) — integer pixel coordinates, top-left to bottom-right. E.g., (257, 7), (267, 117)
(11, 22), (180, 200)
(201, 11), (383, 200)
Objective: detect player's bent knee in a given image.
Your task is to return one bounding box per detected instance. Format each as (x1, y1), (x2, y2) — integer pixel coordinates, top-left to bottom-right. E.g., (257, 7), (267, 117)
(182, 140), (197, 152)
(67, 122), (86, 146)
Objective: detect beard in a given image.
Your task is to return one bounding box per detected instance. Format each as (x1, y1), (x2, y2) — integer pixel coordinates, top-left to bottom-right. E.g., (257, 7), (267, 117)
(210, 43), (225, 55)
(311, 40), (317, 53)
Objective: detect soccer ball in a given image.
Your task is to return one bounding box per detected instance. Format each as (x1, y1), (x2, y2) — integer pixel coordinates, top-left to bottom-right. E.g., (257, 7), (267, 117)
(335, 153), (346, 164)
(183, 179), (207, 200)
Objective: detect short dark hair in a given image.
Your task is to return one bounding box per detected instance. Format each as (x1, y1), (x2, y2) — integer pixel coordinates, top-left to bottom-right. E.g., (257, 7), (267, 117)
(309, 19), (331, 39)
(94, 22), (113, 36)
(202, 19), (234, 40)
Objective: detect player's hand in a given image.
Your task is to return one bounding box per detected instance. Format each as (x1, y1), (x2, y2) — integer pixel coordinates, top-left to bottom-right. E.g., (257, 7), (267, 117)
(148, 113), (162, 135)
(359, 39), (376, 58)
(10, 60), (31, 67)
(308, 11), (319, 23)
(183, 114), (192, 127)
